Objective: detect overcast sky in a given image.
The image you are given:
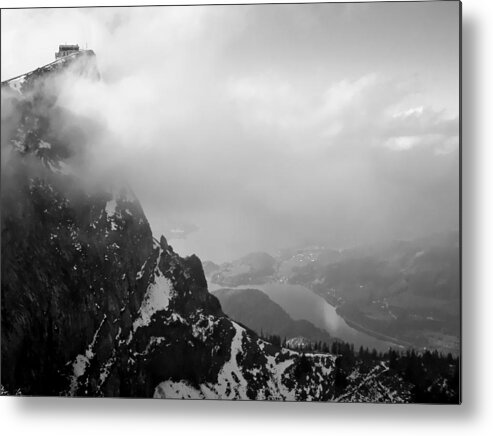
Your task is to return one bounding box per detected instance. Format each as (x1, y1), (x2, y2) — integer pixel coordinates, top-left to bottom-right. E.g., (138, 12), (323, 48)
(1, 2), (460, 263)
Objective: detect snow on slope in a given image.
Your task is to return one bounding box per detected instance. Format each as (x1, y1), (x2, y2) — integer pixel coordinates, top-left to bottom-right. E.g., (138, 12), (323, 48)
(199, 321), (249, 399)
(68, 315), (107, 395)
(2, 50), (87, 92)
(154, 380), (204, 399)
(154, 318), (335, 401)
(133, 267), (174, 331)
(7, 76), (25, 94)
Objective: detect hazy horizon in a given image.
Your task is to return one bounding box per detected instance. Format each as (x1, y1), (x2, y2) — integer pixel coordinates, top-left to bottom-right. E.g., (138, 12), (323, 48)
(1, 3), (460, 263)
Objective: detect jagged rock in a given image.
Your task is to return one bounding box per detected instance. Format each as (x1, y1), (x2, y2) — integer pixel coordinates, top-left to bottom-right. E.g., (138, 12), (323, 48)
(160, 235), (169, 250)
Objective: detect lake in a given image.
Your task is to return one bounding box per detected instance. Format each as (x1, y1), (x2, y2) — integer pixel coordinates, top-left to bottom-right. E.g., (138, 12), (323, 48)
(209, 281), (400, 352)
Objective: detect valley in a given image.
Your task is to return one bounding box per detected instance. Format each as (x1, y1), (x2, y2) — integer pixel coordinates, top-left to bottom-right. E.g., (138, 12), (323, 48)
(211, 282), (402, 353)
(207, 234), (460, 356)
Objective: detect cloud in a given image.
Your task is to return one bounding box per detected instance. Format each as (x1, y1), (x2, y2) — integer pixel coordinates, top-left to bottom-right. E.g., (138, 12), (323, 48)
(227, 72), (458, 156)
(1, 4), (460, 262)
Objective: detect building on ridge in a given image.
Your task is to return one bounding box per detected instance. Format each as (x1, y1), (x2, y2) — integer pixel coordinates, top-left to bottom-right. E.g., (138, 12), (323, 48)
(55, 44), (80, 59)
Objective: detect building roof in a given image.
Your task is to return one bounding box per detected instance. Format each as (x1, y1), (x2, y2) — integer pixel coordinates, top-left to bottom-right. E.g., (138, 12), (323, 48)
(58, 44), (79, 50)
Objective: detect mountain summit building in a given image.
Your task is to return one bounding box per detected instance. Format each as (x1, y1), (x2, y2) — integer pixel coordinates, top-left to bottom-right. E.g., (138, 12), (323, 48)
(55, 44), (80, 59)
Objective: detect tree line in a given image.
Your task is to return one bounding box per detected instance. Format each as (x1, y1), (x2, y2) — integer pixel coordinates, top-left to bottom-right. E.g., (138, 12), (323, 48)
(259, 332), (460, 404)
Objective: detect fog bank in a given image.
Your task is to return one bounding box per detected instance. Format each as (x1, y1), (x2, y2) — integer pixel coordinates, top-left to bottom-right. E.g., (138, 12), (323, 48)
(1, 3), (460, 262)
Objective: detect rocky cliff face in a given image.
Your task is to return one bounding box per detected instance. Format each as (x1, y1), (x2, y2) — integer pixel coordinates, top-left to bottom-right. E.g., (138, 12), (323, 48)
(1, 54), (410, 401)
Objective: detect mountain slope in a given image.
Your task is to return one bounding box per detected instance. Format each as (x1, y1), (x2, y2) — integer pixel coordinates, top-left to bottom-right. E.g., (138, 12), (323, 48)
(214, 287), (334, 345)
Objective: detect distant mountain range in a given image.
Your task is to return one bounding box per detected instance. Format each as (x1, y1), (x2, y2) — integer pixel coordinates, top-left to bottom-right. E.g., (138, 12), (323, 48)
(209, 252), (277, 287)
(207, 232), (460, 355)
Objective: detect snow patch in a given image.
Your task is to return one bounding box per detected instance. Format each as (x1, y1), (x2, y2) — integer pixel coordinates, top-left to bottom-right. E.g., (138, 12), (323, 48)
(132, 271), (174, 331)
(58, 161), (74, 175)
(212, 322), (249, 398)
(136, 260), (147, 280)
(38, 140), (51, 149)
(8, 76), (25, 94)
(68, 315), (106, 395)
(154, 380), (204, 399)
(195, 322), (249, 400)
(105, 199), (117, 217)
(46, 159), (74, 176)
(191, 315), (217, 342)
